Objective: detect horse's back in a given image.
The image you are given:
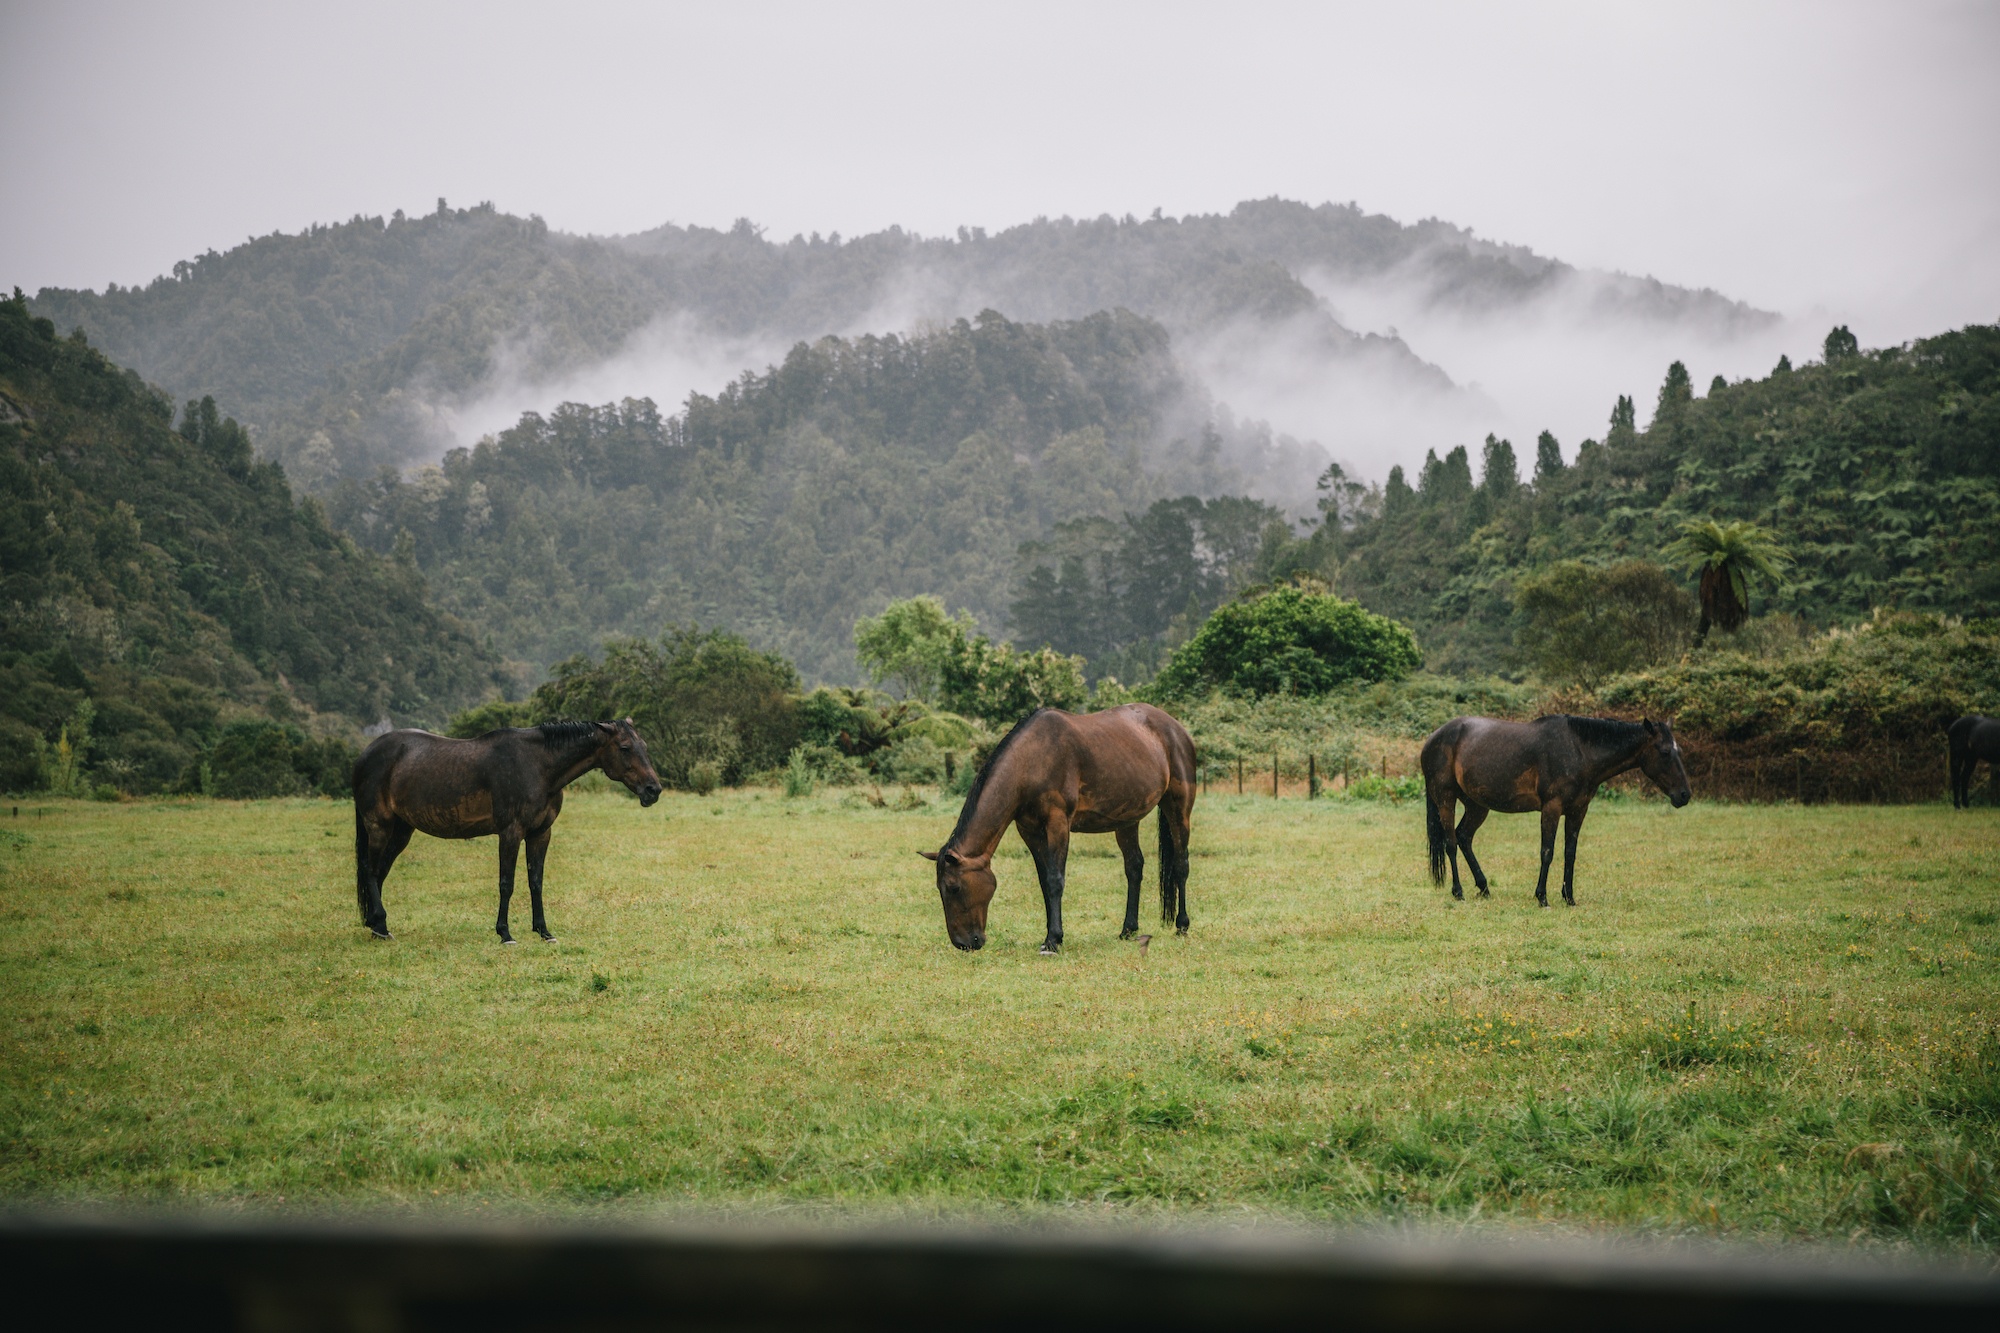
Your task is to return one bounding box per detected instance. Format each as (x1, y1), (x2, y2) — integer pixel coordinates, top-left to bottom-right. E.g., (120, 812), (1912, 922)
(1955, 715), (2000, 759)
(1024, 705), (1191, 827)
(1423, 715), (1572, 811)
(355, 729), (511, 829)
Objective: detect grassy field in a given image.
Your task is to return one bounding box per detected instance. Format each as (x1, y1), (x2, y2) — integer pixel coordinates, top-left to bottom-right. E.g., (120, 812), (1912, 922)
(2, 786), (1997, 1250)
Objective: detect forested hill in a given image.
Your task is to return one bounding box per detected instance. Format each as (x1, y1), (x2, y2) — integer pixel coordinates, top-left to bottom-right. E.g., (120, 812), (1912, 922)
(328, 309), (1297, 682)
(1252, 324), (2000, 673)
(0, 293), (497, 791)
(26, 197), (1770, 484)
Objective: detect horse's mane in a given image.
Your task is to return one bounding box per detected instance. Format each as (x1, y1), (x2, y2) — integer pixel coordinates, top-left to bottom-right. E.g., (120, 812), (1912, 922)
(533, 720), (603, 749)
(1551, 714), (1647, 748)
(947, 709), (1048, 848)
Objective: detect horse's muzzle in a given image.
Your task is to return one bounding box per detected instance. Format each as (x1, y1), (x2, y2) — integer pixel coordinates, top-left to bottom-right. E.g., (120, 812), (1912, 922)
(638, 784), (662, 807)
(952, 932), (986, 952)
(1671, 790), (1691, 808)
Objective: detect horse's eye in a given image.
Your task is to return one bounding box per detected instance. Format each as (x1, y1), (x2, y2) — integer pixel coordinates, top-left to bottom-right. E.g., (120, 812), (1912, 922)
(620, 743), (632, 752)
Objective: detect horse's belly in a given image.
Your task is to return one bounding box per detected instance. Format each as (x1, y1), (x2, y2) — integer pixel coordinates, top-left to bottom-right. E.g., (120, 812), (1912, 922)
(402, 792), (497, 839)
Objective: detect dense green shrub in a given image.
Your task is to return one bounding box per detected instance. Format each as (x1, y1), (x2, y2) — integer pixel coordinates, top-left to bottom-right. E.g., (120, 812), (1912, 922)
(444, 698), (541, 738)
(0, 717), (43, 792)
(1515, 560), (1697, 684)
(855, 595), (1089, 725)
(1584, 612), (2000, 801)
(200, 721), (358, 799)
(532, 627), (800, 788)
(1152, 583), (1421, 699)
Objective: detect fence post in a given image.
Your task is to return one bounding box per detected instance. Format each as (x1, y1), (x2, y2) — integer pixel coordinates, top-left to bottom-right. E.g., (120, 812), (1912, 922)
(1272, 753), (1279, 798)
(1308, 754), (1318, 799)
(1237, 757), (1243, 795)
(1381, 754), (1388, 782)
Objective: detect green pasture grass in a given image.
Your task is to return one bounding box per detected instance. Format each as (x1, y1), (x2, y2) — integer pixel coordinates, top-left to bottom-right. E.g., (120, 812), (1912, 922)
(1, 789), (1997, 1250)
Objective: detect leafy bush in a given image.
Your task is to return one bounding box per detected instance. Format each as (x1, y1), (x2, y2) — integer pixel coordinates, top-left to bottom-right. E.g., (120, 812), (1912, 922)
(1152, 583), (1421, 699)
(445, 698), (540, 738)
(856, 596), (1088, 725)
(533, 627), (799, 788)
(199, 721), (357, 798)
(1584, 611), (2000, 801)
(0, 717), (41, 792)
(781, 747), (816, 798)
(1515, 560), (1695, 684)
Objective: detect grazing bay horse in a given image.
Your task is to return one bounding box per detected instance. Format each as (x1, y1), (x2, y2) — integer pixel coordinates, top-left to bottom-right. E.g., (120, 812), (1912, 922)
(351, 720), (662, 942)
(1421, 715), (1691, 907)
(1949, 715), (2000, 808)
(920, 704), (1197, 953)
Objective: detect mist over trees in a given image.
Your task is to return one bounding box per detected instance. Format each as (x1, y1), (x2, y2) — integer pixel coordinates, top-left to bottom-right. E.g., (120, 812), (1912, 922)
(1252, 328), (2000, 674)
(325, 309), (1305, 682)
(26, 197), (1772, 488)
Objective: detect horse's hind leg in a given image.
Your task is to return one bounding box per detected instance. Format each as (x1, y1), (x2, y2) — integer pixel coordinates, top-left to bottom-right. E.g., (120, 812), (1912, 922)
(360, 818), (411, 939)
(1161, 788), (1193, 936)
(525, 827), (555, 942)
(1435, 794), (1466, 900)
(1456, 805), (1492, 897)
(1115, 824), (1144, 939)
(495, 831), (522, 944)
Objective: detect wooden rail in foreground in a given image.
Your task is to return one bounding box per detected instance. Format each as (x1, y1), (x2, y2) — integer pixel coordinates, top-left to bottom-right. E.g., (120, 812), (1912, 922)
(3, 1211), (1996, 1330)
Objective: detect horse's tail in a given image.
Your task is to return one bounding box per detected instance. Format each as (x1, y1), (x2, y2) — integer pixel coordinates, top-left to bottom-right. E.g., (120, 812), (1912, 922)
(1426, 788), (1447, 885)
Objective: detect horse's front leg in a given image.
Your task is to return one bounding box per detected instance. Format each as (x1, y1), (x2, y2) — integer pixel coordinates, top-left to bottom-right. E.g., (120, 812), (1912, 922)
(1028, 816), (1071, 955)
(526, 827), (556, 942)
(1561, 804), (1589, 906)
(495, 831), (522, 944)
(1534, 805), (1559, 907)
(1115, 824), (1144, 939)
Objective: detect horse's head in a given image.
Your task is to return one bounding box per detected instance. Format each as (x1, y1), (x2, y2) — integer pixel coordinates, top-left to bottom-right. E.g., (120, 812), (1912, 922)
(598, 719), (663, 807)
(917, 846), (996, 951)
(1638, 718), (1691, 808)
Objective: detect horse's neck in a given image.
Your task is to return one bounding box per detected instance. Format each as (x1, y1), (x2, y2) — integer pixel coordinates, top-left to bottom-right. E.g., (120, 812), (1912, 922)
(947, 776), (1017, 859)
(542, 734), (606, 789)
(1578, 732), (1646, 787)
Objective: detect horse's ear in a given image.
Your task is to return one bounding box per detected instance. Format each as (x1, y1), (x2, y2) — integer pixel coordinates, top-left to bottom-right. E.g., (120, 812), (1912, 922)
(917, 850), (939, 862)
(621, 716), (635, 726)
(1643, 718), (1658, 735)
(595, 721), (617, 734)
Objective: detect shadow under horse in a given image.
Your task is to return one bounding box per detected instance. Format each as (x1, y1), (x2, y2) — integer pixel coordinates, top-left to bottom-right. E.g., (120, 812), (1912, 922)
(921, 704), (1197, 953)
(1950, 715), (2000, 808)
(1421, 715), (1691, 907)
(351, 720), (662, 942)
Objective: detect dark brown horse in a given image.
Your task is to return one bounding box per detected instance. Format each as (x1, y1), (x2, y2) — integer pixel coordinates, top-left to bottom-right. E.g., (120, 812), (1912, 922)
(920, 704), (1197, 953)
(1950, 715), (2000, 808)
(351, 720), (662, 942)
(1421, 714), (1691, 907)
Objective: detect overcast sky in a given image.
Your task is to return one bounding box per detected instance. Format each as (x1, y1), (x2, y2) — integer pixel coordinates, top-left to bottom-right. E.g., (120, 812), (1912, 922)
(4, 0), (1996, 349)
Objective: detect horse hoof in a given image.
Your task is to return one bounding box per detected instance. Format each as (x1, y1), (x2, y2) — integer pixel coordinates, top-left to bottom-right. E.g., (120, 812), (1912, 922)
(1477, 889), (1491, 899)
(370, 929), (393, 941)
(539, 936), (558, 945)
(500, 937), (517, 946)
(1039, 944), (1061, 956)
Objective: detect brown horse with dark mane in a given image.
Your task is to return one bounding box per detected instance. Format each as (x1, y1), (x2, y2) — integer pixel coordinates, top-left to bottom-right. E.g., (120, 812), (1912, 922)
(1950, 715), (2000, 808)
(920, 704), (1197, 953)
(352, 720), (662, 942)
(1421, 714), (1691, 907)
